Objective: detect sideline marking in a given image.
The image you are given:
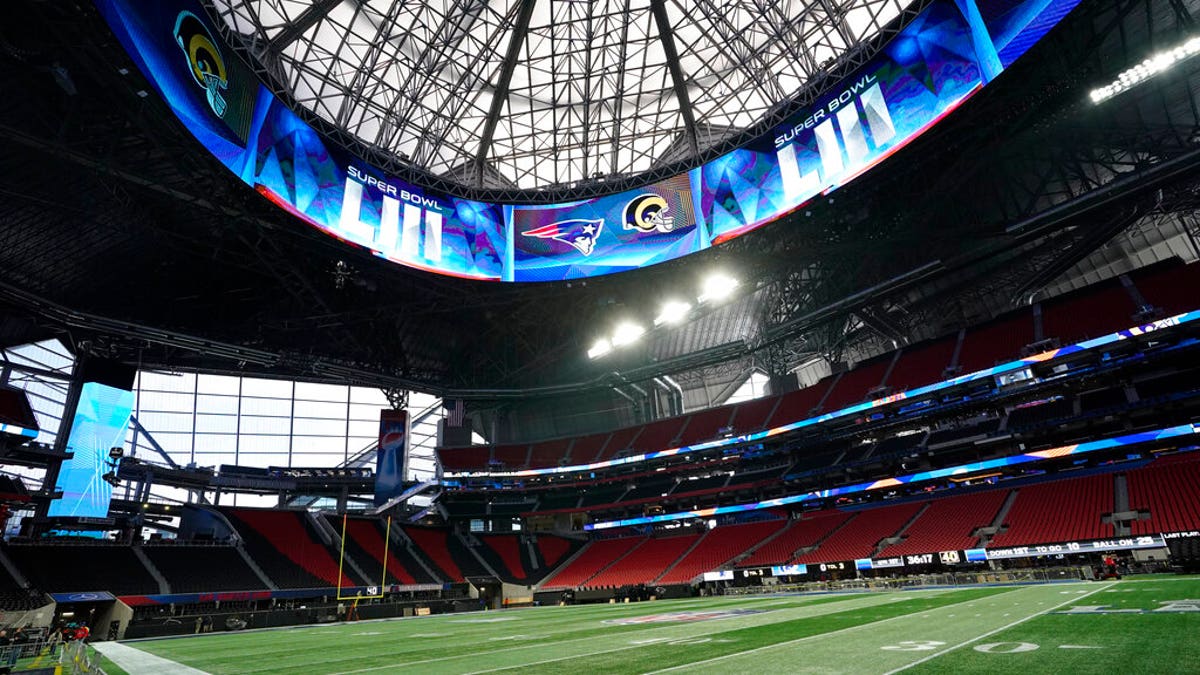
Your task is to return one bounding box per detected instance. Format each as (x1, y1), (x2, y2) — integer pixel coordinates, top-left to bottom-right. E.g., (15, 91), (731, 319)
(881, 582), (1114, 674)
(93, 642), (211, 675)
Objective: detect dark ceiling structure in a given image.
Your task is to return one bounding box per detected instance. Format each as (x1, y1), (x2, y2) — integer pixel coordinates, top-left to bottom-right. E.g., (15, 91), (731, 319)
(1, 0), (1200, 438)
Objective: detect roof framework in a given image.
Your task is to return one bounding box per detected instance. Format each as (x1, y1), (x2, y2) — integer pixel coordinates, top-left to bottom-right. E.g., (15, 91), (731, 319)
(207, 0), (908, 192)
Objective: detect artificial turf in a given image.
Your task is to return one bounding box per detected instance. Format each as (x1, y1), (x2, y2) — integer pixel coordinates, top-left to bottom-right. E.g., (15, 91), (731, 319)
(100, 577), (1200, 674)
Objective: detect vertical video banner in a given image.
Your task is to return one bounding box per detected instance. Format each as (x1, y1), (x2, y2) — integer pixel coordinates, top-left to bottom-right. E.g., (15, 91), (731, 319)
(374, 409), (409, 506)
(48, 381), (135, 518)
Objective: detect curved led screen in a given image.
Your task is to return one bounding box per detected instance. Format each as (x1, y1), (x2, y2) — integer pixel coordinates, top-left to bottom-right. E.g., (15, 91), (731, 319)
(97, 0), (1080, 282)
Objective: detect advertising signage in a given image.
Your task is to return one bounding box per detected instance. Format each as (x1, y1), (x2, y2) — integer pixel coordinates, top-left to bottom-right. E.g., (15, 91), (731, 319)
(97, 0), (1080, 281)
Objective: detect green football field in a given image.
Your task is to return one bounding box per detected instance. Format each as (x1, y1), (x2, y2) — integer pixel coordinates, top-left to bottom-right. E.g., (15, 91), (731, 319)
(94, 577), (1200, 674)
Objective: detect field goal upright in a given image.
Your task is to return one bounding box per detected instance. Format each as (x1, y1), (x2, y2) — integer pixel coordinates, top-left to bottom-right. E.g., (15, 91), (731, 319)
(337, 514), (392, 601)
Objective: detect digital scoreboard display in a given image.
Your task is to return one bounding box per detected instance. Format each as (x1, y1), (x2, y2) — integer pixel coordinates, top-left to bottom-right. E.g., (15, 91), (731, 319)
(48, 382), (134, 518)
(97, 0), (1081, 282)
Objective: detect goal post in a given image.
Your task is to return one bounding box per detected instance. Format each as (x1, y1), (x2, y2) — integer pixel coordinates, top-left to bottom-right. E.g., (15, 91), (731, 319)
(336, 514), (392, 601)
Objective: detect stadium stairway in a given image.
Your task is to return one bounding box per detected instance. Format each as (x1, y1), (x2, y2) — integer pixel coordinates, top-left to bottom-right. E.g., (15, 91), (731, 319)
(877, 490), (1009, 557)
(4, 544), (160, 596)
(575, 537), (651, 588)
(0, 546), (29, 589)
(203, 507), (278, 589)
(474, 534), (571, 585)
(530, 535), (582, 578)
(657, 521), (784, 584)
(144, 545), (273, 593)
(223, 509), (364, 589)
(1108, 474), (1136, 536)
(539, 536), (647, 590)
(451, 531), (502, 579)
(310, 512), (374, 586)
(973, 490), (1019, 548)
(402, 526), (467, 582)
(534, 539), (592, 590)
(235, 543), (278, 590)
(872, 503), (931, 556)
(728, 519), (794, 567)
(737, 511), (853, 568)
(1125, 453), (1200, 535)
(335, 517), (419, 586)
(988, 473), (1116, 547)
(387, 526), (442, 583)
(130, 547), (170, 594)
(473, 535), (527, 583)
(651, 533), (708, 584)
(586, 535), (699, 588)
(794, 502), (923, 564)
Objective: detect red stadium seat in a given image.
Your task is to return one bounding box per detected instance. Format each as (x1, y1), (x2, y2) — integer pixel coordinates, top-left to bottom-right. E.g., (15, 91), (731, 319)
(657, 521), (784, 584)
(793, 502), (923, 564)
(737, 511), (851, 568)
(877, 490), (1008, 557)
(1126, 454), (1200, 535)
(585, 534), (699, 588)
(988, 474), (1115, 547)
(540, 536), (645, 590)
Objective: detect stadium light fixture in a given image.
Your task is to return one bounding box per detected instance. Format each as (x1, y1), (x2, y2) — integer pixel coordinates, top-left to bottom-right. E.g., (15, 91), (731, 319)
(1090, 36), (1200, 104)
(587, 338), (613, 359)
(611, 321), (646, 347)
(654, 300), (692, 326)
(698, 273), (739, 303)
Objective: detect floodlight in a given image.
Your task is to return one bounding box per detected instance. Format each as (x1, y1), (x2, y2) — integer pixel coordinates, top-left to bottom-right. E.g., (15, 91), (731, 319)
(611, 322), (646, 347)
(587, 338), (613, 359)
(654, 300), (692, 326)
(699, 273), (738, 303)
(1090, 35), (1200, 104)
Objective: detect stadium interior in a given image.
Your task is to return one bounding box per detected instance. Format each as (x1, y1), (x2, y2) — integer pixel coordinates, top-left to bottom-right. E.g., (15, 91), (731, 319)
(1, 0), (1200, 672)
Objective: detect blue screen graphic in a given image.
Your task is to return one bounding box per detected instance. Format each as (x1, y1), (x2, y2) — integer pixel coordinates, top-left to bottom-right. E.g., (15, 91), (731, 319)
(96, 0), (1080, 281)
(48, 382), (134, 518)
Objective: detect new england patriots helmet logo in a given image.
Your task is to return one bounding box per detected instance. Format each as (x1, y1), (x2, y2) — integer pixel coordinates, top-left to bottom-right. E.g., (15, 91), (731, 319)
(521, 219), (603, 256)
(174, 11), (229, 118)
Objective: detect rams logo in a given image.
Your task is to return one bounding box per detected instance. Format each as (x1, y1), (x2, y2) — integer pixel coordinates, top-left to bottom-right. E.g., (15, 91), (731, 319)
(174, 11), (229, 118)
(521, 219), (603, 256)
(623, 193), (674, 233)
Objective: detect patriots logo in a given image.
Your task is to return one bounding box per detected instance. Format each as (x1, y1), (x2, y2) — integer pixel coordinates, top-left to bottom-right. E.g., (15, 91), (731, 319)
(521, 219), (603, 256)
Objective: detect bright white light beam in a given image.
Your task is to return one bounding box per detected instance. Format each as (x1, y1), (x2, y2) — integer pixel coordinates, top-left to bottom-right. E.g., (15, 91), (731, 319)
(699, 273), (739, 303)
(587, 338), (613, 359)
(1090, 36), (1200, 104)
(654, 300), (692, 326)
(611, 322), (646, 347)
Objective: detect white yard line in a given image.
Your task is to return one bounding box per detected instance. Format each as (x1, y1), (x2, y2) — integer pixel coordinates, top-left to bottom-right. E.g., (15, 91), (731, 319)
(880, 582), (1116, 675)
(92, 641), (211, 675)
(328, 592), (917, 675)
(642, 586), (1028, 674)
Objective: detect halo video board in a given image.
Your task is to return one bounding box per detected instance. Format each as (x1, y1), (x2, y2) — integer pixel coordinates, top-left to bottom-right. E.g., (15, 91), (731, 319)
(97, 0), (1080, 281)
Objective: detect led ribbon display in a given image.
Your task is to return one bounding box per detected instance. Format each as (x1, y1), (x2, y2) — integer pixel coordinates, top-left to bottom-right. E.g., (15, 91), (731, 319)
(585, 422), (1200, 530)
(96, 0), (1081, 281)
(447, 309), (1200, 480)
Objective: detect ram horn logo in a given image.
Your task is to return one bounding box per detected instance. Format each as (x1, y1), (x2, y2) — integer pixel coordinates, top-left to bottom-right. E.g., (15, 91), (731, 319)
(623, 194), (674, 233)
(521, 219), (603, 256)
(174, 11), (229, 118)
